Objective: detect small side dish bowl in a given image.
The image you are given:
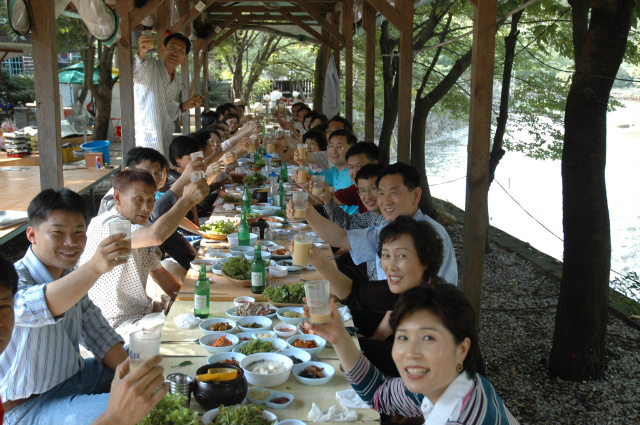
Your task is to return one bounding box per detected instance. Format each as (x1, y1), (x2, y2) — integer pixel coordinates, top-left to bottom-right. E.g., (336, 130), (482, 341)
(264, 390), (294, 409)
(276, 307), (305, 325)
(240, 352), (294, 387)
(207, 352), (246, 367)
(279, 348), (312, 365)
(236, 316), (272, 332)
(273, 323), (297, 338)
(199, 318), (237, 335)
(287, 334), (326, 355)
(190, 258), (216, 272)
(199, 333), (240, 353)
(292, 361), (335, 386)
(234, 296), (255, 307)
(268, 265), (288, 278)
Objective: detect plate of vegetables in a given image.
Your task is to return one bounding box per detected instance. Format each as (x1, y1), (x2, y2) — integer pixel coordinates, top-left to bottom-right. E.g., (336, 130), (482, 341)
(243, 172), (267, 188)
(263, 281), (306, 307)
(221, 256), (252, 287)
(139, 393), (199, 425)
(202, 403), (277, 425)
(200, 220), (238, 240)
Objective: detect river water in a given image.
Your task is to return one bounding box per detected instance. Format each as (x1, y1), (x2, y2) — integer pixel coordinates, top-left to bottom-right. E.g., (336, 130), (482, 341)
(424, 100), (640, 297)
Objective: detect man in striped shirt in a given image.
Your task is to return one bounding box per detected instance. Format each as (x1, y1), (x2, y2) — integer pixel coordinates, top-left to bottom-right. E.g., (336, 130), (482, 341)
(134, 33), (204, 156)
(0, 189), (133, 424)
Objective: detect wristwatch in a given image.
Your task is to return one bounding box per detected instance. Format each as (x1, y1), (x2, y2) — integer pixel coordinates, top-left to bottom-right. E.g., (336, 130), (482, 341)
(283, 146), (289, 153)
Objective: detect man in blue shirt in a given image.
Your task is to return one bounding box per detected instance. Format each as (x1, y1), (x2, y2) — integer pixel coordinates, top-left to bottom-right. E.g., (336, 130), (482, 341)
(320, 129), (359, 215)
(0, 189), (165, 424)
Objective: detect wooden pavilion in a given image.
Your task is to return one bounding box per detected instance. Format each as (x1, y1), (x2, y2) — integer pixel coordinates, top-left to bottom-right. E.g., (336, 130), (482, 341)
(27, 0), (495, 316)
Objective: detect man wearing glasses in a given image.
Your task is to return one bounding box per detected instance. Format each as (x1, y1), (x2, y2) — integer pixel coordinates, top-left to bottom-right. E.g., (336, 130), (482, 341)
(135, 33), (204, 156)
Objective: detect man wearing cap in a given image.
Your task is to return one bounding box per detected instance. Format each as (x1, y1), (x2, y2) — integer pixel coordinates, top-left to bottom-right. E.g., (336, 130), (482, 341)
(135, 33), (205, 156)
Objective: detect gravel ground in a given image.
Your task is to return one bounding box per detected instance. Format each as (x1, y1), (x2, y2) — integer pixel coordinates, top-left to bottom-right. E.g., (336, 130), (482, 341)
(445, 224), (640, 424)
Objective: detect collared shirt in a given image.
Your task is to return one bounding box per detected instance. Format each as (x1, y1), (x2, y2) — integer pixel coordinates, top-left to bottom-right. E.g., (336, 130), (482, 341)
(334, 184), (367, 213)
(322, 166), (358, 215)
(420, 373), (474, 425)
(133, 55), (185, 156)
(347, 210), (458, 284)
(80, 209), (162, 329)
(312, 150), (330, 170)
(0, 248), (123, 401)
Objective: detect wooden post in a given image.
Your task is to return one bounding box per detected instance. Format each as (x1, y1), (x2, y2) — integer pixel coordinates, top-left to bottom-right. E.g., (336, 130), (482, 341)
(332, 12), (341, 78)
(397, 0), (413, 163)
(462, 0), (497, 322)
(342, 0), (353, 124)
(193, 48), (202, 129)
(30, 1), (62, 189)
(179, 1), (191, 134)
(363, 0), (375, 141)
(116, 0), (136, 163)
(203, 49), (210, 110)
(155, 0), (166, 49)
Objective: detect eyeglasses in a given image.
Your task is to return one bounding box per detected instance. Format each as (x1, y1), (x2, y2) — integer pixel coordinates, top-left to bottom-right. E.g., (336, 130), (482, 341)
(166, 45), (186, 56)
(328, 143), (347, 151)
(358, 186), (378, 197)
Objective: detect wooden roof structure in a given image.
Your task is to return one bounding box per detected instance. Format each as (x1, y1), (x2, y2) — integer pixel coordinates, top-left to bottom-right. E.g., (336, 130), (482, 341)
(28, 0), (496, 317)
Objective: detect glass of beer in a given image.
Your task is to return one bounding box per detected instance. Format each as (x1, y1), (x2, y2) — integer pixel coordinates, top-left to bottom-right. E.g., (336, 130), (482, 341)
(292, 232), (313, 268)
(266, 141), (276, 155)
(297, 165), (309, 185)
(109, 219), (132, 260)
(190, 151), (204, 161)
(292, 191), (308, 221)
(304, 280), (331, 324)
(297, 143), (307, 161)
(312, 175), (324, 196)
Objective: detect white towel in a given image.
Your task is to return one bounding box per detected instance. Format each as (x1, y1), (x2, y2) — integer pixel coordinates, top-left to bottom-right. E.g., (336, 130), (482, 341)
(336, 389), (370, 409)
(308, 402), (357, 422)
(174, 313), (200, 329)
(338, 306), (352, 322)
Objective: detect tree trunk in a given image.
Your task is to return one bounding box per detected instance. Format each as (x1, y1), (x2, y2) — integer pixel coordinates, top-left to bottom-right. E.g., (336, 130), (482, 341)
(549, 0), (633, 381)
(77, 47), (92, 106)
(378, 21), (399, 165)
(232, 52), (243, 101)
(313, 46), (325, 112)
(90, 44), (117, 141)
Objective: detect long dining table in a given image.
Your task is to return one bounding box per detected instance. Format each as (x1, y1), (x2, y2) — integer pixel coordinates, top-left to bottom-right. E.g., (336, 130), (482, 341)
(159, 300), (381, 425)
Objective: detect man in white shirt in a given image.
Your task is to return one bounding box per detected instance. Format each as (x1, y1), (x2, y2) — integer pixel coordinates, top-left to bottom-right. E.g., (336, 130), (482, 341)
(80, 169), (209, 341)
(134, 32), (205, 156)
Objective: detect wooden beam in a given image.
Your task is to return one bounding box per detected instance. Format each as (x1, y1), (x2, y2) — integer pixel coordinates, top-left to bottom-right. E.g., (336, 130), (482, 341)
(170, 0), (214, 33)
(461, 0), (497, 322)
(396, 0), (413, 163)
(197, 11), (241, 51)
(130, 0), (164, 29)
(332, 11), (341, 75)
(363, 0), (375, 141)
(116, 0), (136, 163)
(279, 11), (331, 46)
(297, 2), (346, 46)
(30, 0), (62, 189)
(213, 15), (251, 47)
(193, 48), (202, 129)
(205, 5), (334, 13)
(155, 0), (166, 48)
(365, 0), (402, 30)
(343, 0), (353, 123)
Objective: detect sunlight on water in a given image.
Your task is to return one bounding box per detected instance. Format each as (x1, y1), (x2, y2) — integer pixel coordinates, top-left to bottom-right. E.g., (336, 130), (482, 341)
(426, 101), (640, 300)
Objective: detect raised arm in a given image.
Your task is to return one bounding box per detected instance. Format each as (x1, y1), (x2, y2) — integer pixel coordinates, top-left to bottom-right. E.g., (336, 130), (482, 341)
(132, 180), (209, 248)
(287, 200), (350, 250)
(307, 245), (353, 300)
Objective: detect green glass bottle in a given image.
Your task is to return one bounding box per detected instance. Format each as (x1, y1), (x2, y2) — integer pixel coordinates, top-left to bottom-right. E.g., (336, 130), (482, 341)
(194, 264), (210, 318)
(254, 149), (260, 163)
(278, 181), (289, 226)
(239, 210), (251, 246)
(242, 183), (251, 214)
(251, 245), (266, 294)
(280, 161), (288, 183)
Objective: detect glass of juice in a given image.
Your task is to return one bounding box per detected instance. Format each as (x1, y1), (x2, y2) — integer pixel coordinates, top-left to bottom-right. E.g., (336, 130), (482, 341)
(292, 232), (313, 267)
(304, 280), (331, 325)
(312, 175), (324, 196)
(292, 191), (308, 221)
(297, 165), (309, 185)
(297, 143), (307, 161)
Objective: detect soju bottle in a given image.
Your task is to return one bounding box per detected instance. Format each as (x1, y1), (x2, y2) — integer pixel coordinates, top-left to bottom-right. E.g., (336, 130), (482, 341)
(254, 149), (260, 163)
(239, 210), (251, 246)
(194, 264), (210, 318)
(278, 181), (289, 226)
(242, 183), (251, 214)
(251, 245), (266, 294)
(280, 161), (288, 183)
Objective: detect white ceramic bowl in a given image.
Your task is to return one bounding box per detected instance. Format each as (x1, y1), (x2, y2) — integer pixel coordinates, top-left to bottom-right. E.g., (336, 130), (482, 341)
(257, 240), (278, 247)
(276, 307), (305, 325)
(273, 323), (298, 338)
(236, 316), (273, 332)
(233, 337), (288, 354)
(199, 332), (240, 353)
(267, 222), (283, 228)
(252, 330), (277, 339)
(291, 223), (307, 230)
(205, 249), (232, 261)
(268, 265), (288, 278)
(277, 420), (307, 425)
(202, 405), (277, 425)
(292, 361), (335, 386)
(298, 320), (316, 335)
(264, 390), (294, 409)
(235, 331), (258, 343)
(240, 352), (293, 387)
(228, 246), (256, 256)
(234, 296), (255, 307)
(267, 245), (285, 253)
(245, 251), (272, 261)
(190, 258), (216, 272)
(199, 318), (237, 334)
(227, 233), (258, 246)
(246, 387), (272, 405)
(287, 334), (326, 355)
(207, 351), (246, 366)
(279, 348), (312, 364)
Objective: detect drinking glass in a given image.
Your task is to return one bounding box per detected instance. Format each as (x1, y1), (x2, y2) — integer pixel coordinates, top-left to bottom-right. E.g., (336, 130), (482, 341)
(109, 220), (131, 260)
(292, 191), (308, 221)
(304, 280), (331, 324)
(297, 144), (307, 161)
(129, 330), (161, 370)
(312, 175), (324, 196)
(292, 232), (313, 267)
